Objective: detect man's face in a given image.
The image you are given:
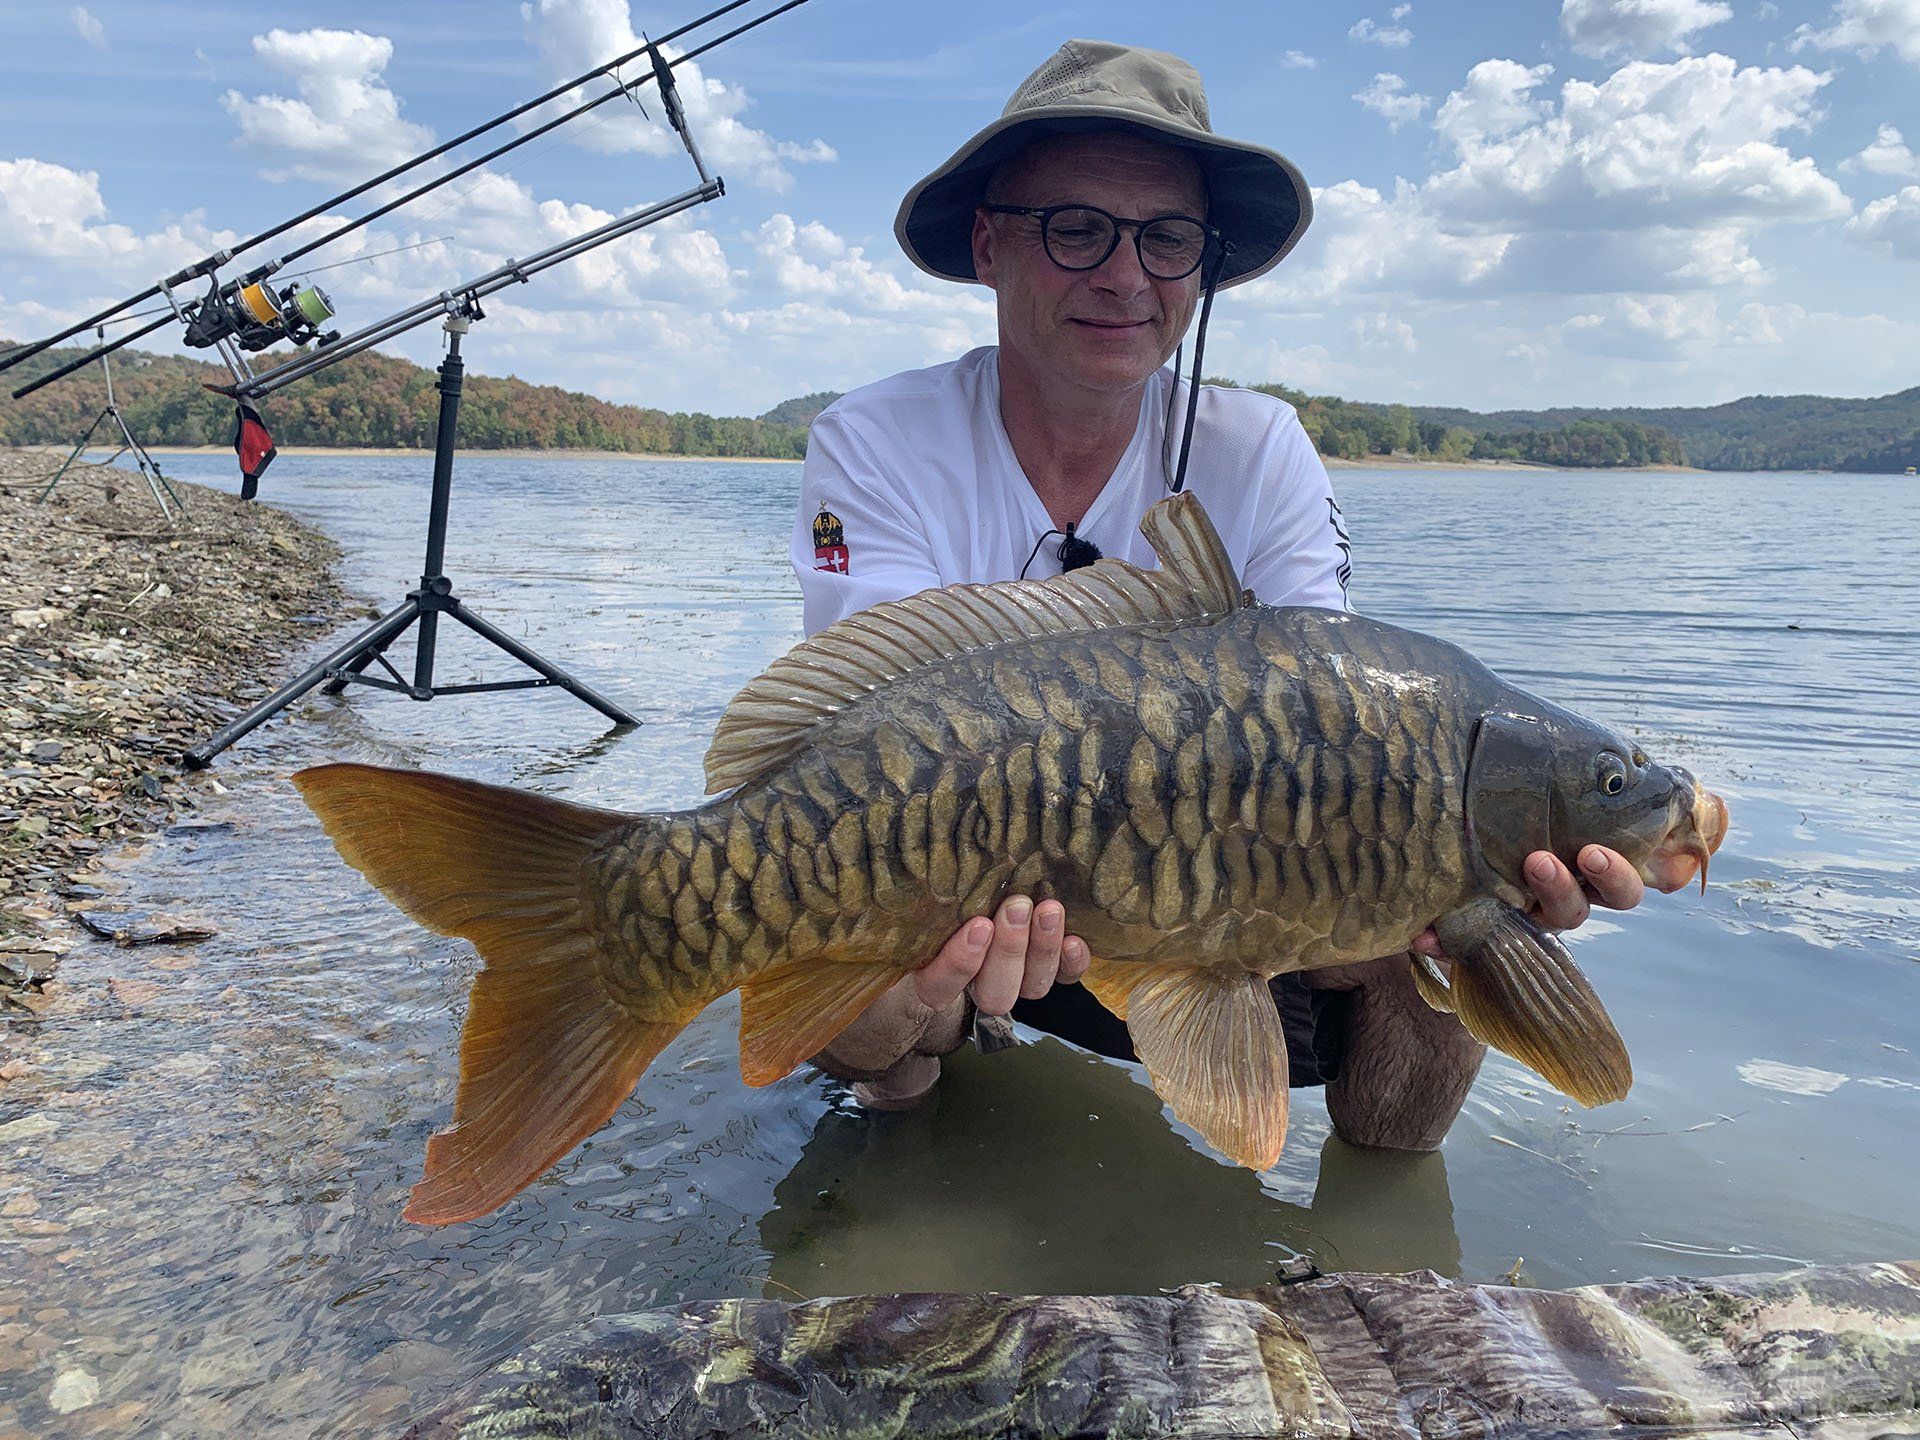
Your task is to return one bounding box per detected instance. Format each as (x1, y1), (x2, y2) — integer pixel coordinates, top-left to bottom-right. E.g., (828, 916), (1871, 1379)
(972, 133), (1207, 399)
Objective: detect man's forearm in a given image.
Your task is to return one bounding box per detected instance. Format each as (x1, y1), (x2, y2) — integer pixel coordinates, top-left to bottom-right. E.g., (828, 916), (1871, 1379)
(1311, 955), (1486, 1151)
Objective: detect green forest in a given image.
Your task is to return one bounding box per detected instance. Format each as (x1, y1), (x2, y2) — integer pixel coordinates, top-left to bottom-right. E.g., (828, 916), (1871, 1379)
(3, 338), (1915, 471)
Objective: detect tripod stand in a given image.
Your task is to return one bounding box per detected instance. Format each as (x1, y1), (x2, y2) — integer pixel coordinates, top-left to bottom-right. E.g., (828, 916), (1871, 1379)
(180, 304), (638, 769)
(39, 325), (188, 523)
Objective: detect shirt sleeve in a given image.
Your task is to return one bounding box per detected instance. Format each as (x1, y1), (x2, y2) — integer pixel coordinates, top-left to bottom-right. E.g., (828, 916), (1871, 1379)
(792, 411), (944, 636)
(1237, 408), (1353, 611)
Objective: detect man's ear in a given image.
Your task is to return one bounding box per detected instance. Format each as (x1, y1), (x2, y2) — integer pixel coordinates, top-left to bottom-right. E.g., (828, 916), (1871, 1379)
(970, 209), (999, 289)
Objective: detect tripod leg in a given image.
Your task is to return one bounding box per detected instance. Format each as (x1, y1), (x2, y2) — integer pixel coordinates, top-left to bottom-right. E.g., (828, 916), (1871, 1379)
(38, 412), (109, 501)
(182, 598), (422, 768)
(321, 642), (388, 696)
(446, 599), (639, 727)
(114, 409), (180, 524)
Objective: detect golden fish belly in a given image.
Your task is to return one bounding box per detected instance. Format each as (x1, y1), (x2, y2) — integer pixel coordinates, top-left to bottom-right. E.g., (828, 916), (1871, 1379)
(590, 608), (1484, 1004)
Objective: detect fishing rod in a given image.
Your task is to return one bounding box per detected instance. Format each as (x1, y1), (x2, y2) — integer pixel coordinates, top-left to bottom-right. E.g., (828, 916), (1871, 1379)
(3, 0), (808, 398)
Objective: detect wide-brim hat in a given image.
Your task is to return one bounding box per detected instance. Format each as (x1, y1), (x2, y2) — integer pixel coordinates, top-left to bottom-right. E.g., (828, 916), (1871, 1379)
(895, 39), (1312, 291)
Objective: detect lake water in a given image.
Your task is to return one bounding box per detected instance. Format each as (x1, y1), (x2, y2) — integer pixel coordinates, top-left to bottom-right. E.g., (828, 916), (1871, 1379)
(3, 453), (1916, 1437)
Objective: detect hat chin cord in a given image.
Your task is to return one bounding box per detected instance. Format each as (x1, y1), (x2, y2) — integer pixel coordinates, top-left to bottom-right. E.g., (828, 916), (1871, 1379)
(1161, 240), (1232, 495)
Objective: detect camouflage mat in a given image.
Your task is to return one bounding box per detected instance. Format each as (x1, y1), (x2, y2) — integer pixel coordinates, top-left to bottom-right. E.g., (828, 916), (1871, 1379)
(409, 1261), (1920, 1438)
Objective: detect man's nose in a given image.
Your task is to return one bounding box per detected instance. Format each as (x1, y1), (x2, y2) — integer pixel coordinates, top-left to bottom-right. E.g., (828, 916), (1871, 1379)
(1087, 232), (1150, 296)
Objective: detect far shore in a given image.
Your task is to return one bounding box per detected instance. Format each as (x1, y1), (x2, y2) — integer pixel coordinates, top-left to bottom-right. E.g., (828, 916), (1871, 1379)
(14, 444), (1704, 473)
(11, 443), (797, 464)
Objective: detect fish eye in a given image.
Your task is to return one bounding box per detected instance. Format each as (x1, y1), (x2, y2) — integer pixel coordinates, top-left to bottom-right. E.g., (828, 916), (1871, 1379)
(1597, 754), (1628, 796)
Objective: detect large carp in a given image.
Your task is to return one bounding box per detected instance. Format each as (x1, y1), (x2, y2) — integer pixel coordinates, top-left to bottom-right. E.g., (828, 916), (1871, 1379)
(297, 494), (1727, 1225)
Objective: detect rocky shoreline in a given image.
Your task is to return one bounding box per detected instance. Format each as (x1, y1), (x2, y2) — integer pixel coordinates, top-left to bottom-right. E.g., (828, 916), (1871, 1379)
(0, 449), (348, 1012)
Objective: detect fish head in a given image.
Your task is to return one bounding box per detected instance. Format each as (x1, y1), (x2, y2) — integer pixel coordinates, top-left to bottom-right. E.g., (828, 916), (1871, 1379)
(1466, 706), (1730, 899)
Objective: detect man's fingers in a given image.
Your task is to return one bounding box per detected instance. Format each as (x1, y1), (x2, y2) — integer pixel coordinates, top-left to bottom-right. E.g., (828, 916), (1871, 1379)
(1018, 899), (1066, 1000)
(1578, 845), (1645, 911)
(971, 896), (1034, 1015)
(1526, 851), (1591, 931)
(1410, 927), (1445, 960)
(1057, 936), (1090, 984)
(914, 916), (991, 1011)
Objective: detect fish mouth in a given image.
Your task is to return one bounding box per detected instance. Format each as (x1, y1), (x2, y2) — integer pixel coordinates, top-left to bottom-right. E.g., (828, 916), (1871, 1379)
(1642, 785), (1730, 894)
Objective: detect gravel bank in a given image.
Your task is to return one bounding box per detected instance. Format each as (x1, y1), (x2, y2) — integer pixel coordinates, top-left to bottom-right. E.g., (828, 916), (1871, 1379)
(0, 449), (347, 1008)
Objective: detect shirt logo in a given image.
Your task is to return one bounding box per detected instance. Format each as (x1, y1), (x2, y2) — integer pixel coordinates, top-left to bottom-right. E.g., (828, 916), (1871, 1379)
(812, 504), (849, 574)
(1327, 497), (1352, 597)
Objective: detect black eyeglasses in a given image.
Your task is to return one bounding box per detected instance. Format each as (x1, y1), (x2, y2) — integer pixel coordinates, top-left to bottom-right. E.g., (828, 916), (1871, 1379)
(1019, 522), (1103, 579)
(983, 203), (1221, 281)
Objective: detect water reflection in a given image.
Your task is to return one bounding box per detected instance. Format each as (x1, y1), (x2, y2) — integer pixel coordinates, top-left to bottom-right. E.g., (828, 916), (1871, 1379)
(764, 1043), (1463, 1298)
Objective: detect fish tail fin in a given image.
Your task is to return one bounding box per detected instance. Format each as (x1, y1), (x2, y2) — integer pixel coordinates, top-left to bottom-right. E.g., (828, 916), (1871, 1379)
(293, 762), (685, 1225)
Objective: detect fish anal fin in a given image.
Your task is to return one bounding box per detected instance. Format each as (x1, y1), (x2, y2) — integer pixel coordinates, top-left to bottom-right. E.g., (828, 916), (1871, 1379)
(1078, 954), (1134, 1021)
(1435, 898), (1632, 1107)
(738, 959), (905, 1087)
(408, 973), (688, 1225)
(1127, 965), (1290, 1170)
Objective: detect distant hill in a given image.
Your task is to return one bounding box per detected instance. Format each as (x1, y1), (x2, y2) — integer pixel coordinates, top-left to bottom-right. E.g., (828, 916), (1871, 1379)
(757, 391), (841, 429)
(0, 341), (810, 460)
(1401, 389), (1920, 472)
(6, 336), (1913, 471)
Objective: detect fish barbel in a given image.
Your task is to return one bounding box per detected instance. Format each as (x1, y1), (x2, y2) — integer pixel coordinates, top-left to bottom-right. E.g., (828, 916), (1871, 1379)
(296, 494), (1729, 1224)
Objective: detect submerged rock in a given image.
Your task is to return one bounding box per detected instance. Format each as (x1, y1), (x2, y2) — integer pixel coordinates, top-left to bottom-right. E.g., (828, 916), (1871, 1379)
(410, 1261), (1920, 1439)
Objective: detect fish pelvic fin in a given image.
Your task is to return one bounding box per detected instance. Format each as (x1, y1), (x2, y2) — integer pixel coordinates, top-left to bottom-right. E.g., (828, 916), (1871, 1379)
(292, 762), (673, 1225)
(1116, 964), (1291, 1170)
(1078, 954), (1134, 1021)
(1433, 897), (1633, 1108)
(738, 959), (907, 1087)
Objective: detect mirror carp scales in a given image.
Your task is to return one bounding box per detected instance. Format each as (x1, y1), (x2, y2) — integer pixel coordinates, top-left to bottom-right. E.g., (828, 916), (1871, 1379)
(295, 494), (1728, 1224)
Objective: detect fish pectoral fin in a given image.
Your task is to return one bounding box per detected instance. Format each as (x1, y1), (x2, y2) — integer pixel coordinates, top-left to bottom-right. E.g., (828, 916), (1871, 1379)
(1409, 953), (1456, 1014)
(1125, 965), (1290, 1170)
(1434, 898), (1632, 1107)
(738, 959), (906, 1088)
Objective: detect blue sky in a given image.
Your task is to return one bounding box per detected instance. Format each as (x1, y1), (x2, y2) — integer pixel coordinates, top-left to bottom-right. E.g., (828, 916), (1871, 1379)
(3, 0), (1917, 415)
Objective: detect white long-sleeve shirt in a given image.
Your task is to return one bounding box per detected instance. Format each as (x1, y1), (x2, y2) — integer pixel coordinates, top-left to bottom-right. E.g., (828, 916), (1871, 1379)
(790, 347), (1350, 635)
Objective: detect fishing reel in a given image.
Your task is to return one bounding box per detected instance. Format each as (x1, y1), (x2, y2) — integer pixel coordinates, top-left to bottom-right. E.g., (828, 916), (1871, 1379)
(182, 267), (339, 353)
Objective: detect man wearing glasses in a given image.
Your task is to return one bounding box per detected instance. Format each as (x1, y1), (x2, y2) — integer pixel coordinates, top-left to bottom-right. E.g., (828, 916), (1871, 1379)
(788, 41), (1644, 1150)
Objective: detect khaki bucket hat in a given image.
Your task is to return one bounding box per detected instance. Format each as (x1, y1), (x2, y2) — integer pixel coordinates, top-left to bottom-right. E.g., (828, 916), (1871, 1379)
(895, 39), (1312, 291)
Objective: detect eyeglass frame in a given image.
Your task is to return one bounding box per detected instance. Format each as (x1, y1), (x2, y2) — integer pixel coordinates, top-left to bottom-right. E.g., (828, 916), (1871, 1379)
(981, 203), (1225, 282)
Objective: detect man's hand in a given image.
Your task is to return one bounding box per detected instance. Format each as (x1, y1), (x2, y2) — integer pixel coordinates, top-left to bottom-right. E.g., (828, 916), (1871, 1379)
(914, 895), (1091, 1015)
(809, 896), (1090, 1107)
(1410, 844), (1646, 959)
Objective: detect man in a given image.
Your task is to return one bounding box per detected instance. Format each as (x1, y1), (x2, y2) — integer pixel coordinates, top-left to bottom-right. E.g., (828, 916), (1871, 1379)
(787, 41), (1643, 1148)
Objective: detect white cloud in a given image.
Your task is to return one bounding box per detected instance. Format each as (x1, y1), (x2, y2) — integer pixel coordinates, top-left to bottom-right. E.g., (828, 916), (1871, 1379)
(1352, 312), (1418, 352)
(1282, 50), (1318, 69)
(0, 158), (231, 277)
(1350, 13), (1415, 48)
(518, 0), (835, 192)
(1792, 0), (1920, 66)
(1353, 73), (1430, 130)
(1848, 185), (1920, 257)
(221, 29), (436, 183)
(1423, 56), (1848, 232)
(1559, 0), (1733, 58)
(1242, 179), (1510, 306)
(1433, 60), (1555, 146)
(1842, 123), (1919, 176)
(70, 6), (105, 49)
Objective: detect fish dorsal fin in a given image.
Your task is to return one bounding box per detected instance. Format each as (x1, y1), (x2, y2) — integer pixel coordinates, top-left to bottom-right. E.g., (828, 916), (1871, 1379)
(704, 493), (1248, 794)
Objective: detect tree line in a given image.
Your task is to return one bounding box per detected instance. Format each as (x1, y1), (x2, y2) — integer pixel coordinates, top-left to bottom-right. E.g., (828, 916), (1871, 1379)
(4, 338), (1913, 471)
(0, 343), (810, 459)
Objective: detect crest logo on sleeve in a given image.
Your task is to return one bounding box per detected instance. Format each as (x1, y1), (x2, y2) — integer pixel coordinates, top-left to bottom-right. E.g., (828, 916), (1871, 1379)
(812, 504), (849, 574)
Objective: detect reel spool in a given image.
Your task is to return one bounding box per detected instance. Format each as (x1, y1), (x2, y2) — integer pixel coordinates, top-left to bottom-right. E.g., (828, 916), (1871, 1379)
(183, 272), (338, 352)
